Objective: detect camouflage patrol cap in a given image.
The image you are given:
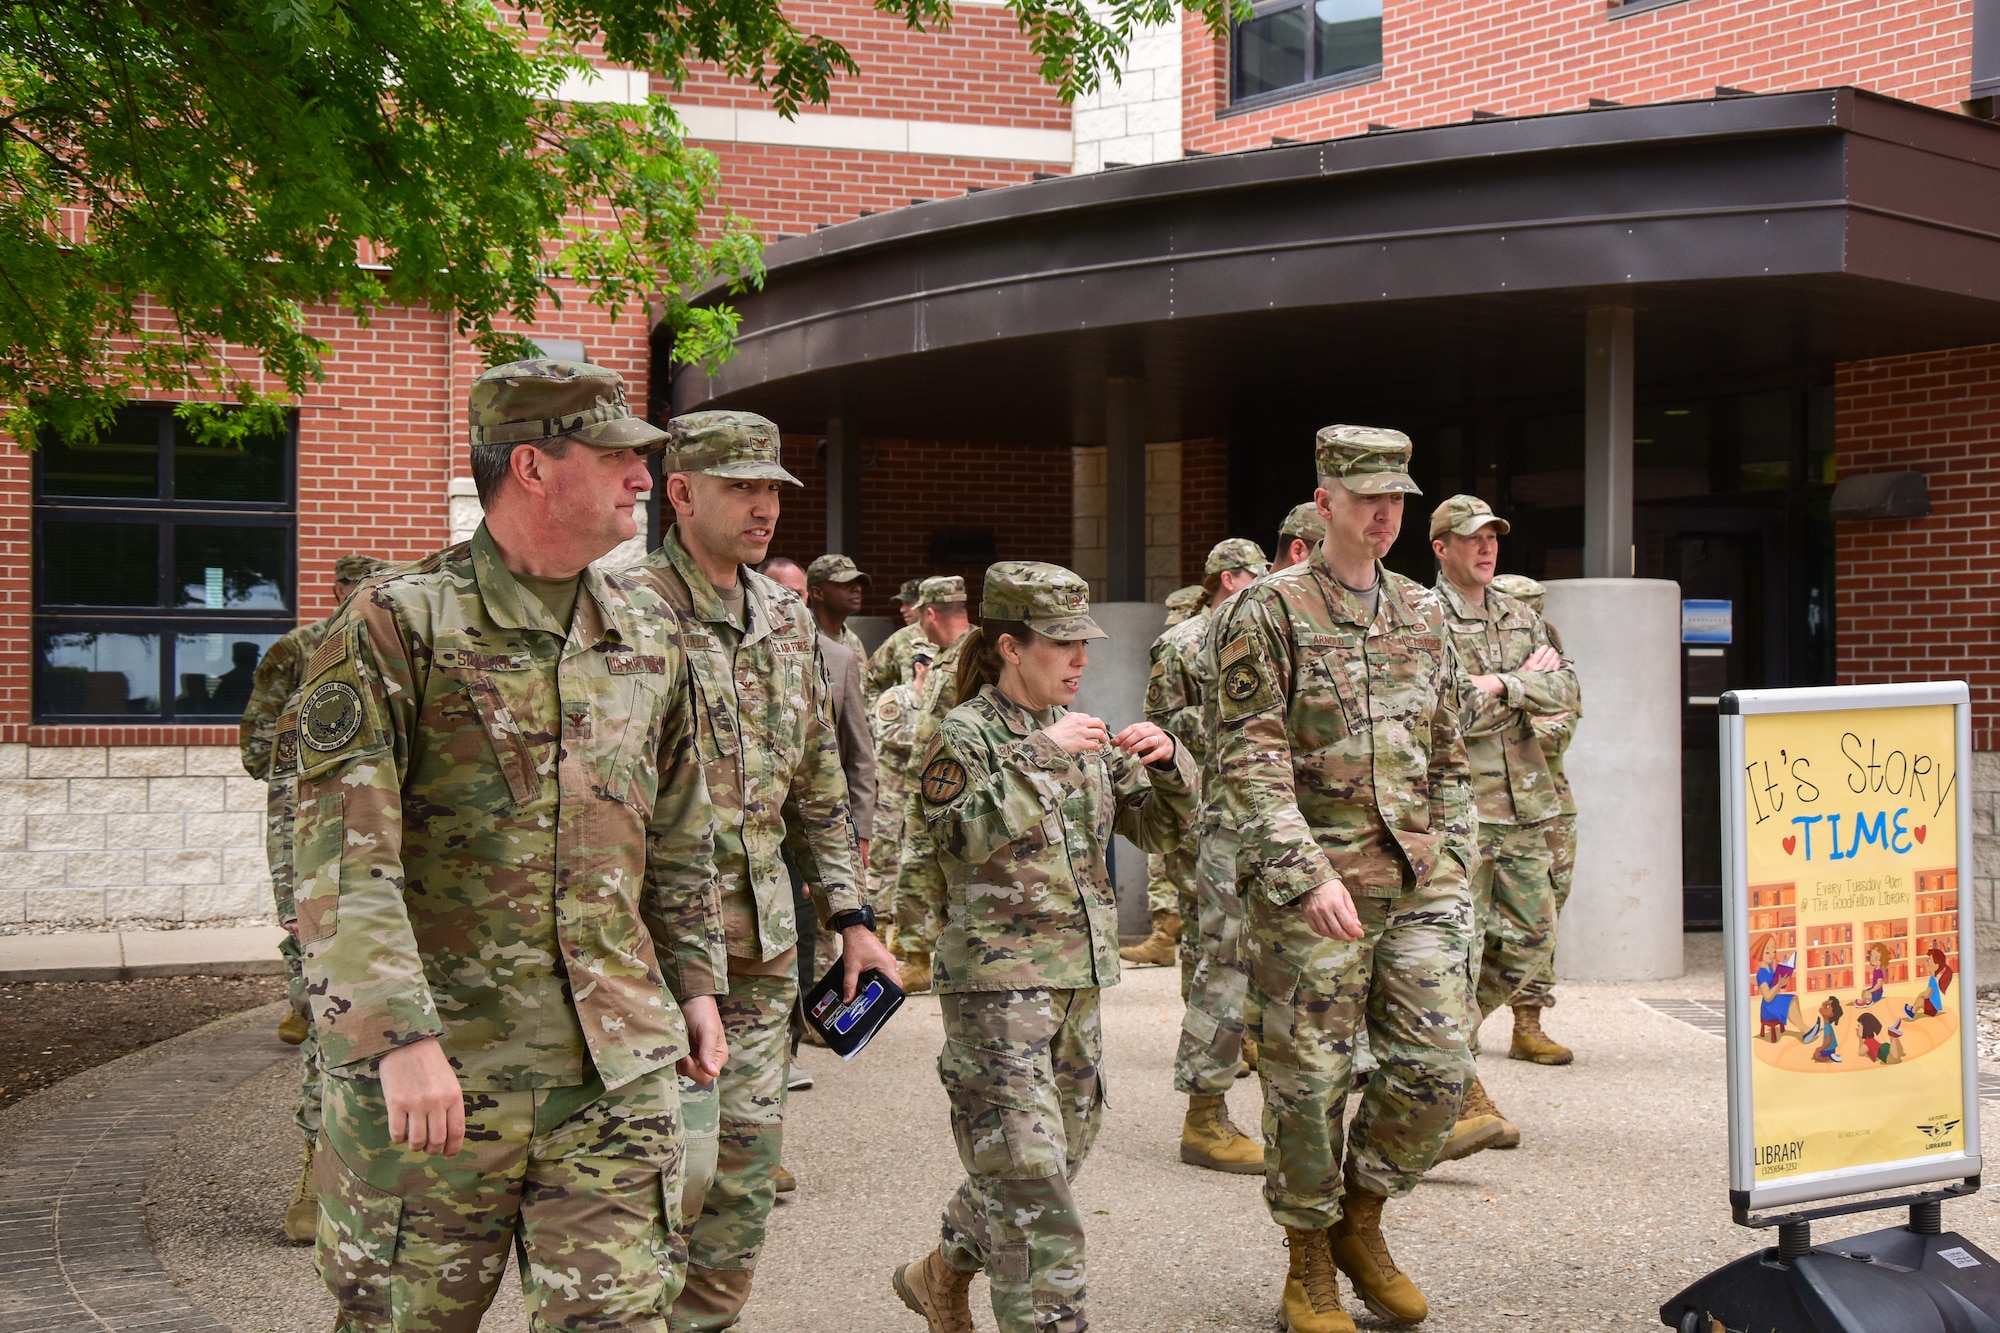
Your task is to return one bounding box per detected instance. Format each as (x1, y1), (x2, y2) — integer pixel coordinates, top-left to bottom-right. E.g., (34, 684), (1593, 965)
(1490, 573), (1546, 609)
(981, 561), (1105, 642)
(659, 410), (802, 485)
(1429, 493), (1512, 540)
(894, 578), (924, 604)
(1204, 538), (1268, 578)
(1164, 583), (1206, 627)
(1279, 501), (1325, 544)
(808, 554), (871, 586)
(332, 555), (386, 583)
(1315, 425), (1422, 496)
(915, 576), (967, 609)
(468, 359), (667, 452)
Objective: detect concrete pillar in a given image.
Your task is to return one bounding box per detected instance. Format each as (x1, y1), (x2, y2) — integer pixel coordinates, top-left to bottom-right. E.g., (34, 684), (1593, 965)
(1105, 378), (1148, 601)
(1583, 306), (1635, 579)
(1542, 578), (1684, 980)
(1071, 600), (1167, 940)
(825, 417), (861, 557)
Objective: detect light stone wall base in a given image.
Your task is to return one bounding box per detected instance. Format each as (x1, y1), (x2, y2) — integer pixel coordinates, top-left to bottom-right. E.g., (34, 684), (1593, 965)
(0, 744), (272, 926)
(1971, 750), (2000, 929)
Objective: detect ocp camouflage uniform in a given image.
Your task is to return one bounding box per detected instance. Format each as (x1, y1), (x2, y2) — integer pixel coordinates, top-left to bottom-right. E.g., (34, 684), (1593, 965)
(294, 510), (725, 1330)
(892, 612), (970, 962)
(1211, 476), (1475, 1235)
(869, 677), (925, 919)
(244, 619), (331, 1026)
(1143, 607), (1206, 977)
(915, 563), (1196, 1333)
(1435, 575), (1579, 1018)
(632, 440), (864, 1330)
(1490, 575), (1580, 921)
(866, 620), (928, 698)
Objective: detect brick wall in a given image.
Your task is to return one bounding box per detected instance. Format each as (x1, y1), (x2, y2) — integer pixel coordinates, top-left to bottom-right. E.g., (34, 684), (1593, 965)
(699, 142), (1064, 238)
(1180, 436), (1230, 585)
(1185, 0), (1979, 155)
(768, 434), (1075, 617)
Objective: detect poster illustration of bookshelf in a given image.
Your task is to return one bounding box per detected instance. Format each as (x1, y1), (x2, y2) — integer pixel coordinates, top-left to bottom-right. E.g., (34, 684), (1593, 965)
(1747, 882), (1798, 1006)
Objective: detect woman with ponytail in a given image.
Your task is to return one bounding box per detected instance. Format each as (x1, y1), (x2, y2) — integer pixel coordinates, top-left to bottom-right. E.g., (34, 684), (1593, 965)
(891, 561), (1197, 1333)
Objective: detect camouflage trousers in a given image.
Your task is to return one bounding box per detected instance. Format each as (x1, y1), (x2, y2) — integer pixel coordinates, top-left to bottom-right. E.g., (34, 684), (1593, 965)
(867, 820), (903, 921)
(316, 1066), (686, 1333)
(1470, 819), (1561, 1018)
(1175, 828), (1259, 1097)
(1545, 814), (1577, 914)
(938, 987), (1104, 1333)
(296, 1022), (324, 1138)
(673, 967), (794, 1332)
(1248, 873), (1473, 1228)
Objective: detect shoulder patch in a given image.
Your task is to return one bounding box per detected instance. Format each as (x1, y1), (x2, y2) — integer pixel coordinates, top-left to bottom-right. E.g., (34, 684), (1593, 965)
(1219, 634), (1253, 668)
(877, 697), (902, 723)
(921, 755), (968, 805)
(307, 628), (349, 680)
(272, 712), (301, 778)
(301, 681), (363, 752)
(1222, 661), (1261, 702)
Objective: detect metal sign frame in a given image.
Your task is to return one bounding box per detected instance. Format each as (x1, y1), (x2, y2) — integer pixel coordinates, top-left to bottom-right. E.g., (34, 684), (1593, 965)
(1721, 681), (1980, 1218)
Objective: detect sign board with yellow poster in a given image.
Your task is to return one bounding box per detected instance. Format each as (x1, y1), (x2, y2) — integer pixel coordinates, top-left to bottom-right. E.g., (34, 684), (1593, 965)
(1722, 681), (1979, 1215)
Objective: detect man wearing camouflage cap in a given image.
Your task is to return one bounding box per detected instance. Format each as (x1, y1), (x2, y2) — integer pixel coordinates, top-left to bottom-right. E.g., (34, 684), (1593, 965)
(806, 553), (871, 663)
(1428, 508), (1581, 1161)
(869, 640), (935, 934)
(632, 408), (895, 1330)
(292, 358), (728, 1329)
(865, 578), (928, 699)
(891, 575), (975, 995)
(1163, 583), (1206, 627)
(1490, 574), (1579, 941)
(1209, 425), (1476, 1333)
(1134, 538), (1272, 1176)
(1274, 501), (1326, 571)
(239, 551), (388, 1242)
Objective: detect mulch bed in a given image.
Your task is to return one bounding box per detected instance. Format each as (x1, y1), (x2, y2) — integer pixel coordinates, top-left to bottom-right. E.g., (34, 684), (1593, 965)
(0, 975), (284, 1110)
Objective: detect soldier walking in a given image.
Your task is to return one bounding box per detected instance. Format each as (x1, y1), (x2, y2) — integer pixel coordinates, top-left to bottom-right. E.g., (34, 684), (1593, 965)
(892, 562), (1196, 1333)
(869, 643), (935, 932)
(1490, 574), (1578, 928)
(239, 552), (384, 1243)
(634, 410), (897, 1330)
(806, 553), (871, 662)
(292, 359), (728, 1330)
(892, 575), (974, 995)
(1210, 426), (1477, 1333)
(1427, 516), (1581, 1158)
(866, 578), (928, 698)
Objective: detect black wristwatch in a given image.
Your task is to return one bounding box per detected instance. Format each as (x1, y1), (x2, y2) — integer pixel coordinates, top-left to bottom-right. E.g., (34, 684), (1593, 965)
(829, 905), (876, 933)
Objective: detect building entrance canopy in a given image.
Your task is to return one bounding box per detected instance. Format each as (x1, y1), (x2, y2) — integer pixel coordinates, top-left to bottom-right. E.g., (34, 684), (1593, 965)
(672, 88), (2000, 442)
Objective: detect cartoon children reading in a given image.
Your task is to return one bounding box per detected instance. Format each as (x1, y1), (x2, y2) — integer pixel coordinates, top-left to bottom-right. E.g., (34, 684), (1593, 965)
(1855, 944), (1889, 1008)
(1753, 934), (1798, 1041)
(1905, 944), (1955, 1020)
(1856, 1011), (1907, 1065)
(1799, 996), (1843, 1063)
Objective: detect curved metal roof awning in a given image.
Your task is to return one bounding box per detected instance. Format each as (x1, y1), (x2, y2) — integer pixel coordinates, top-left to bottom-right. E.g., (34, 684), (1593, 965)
(670, 88), (2000, 442)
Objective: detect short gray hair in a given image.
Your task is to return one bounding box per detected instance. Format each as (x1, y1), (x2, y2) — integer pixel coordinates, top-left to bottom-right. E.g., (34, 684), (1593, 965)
(470, 435), (574, 507)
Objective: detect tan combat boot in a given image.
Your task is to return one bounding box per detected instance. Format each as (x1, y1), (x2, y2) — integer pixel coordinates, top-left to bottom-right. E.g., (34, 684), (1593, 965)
(1240, 1030), (1260, 1077)
(277, 1007), (309, 1046)
(1279, 1227), (1356, 1333)
(892, 1246), (977, 1333)
(1180, 1093), (1264, 1174)
(899, 950), (933, 995)
(1118, 910), (1181, 967)
(1435, 1074), (1517, 1162)
(1329, 1188), (1427, 1325)
(773, 1163), (797, 1194)
(1509, 1004), (1574, 1065)
(282, 1138), (317, 1244)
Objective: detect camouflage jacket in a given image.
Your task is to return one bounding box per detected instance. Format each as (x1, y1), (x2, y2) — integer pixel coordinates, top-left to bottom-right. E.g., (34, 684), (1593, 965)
(632, 527), (863, 964)
(871, 679), (924, 861)
(1435, 579), (1579, 826)
(293, 525), (726, 1092)
(1147, 606), (1212, 770)
(865, 621), (927, 699)
(1211, 549), (1475, 903)
(922, 684), (1196, 991)
(240, 620), (331, 779)
(892, 632), (969, 947)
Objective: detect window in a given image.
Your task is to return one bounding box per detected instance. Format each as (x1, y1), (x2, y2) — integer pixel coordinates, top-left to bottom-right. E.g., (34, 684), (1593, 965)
(34, 405), (295, 722)
(1231, 0), (1382, 105)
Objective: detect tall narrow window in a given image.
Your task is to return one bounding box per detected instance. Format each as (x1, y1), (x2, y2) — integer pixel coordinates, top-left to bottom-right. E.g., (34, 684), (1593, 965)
(34, 406), (295, 722)
(1231, 0), (1382, 105)
(1975, 0), (2000, 101)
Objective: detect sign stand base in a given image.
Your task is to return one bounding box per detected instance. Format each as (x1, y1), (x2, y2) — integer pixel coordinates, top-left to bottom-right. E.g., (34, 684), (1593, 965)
(1660, 1204), (2000, 1332)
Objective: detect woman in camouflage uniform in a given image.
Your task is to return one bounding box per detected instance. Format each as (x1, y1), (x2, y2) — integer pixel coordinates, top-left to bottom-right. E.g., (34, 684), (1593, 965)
(892, 561), (1197, 1333)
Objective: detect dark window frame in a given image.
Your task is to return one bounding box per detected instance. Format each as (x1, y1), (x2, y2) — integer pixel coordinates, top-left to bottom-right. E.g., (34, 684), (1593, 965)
(1606, 0), (1694, 20)
(1975, 0), (2000, 100)
(33, 404), (298, 724)
(1224, 0), (1384, 113)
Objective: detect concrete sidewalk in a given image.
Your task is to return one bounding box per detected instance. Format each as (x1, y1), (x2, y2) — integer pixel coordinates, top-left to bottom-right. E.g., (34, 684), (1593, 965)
(0, 926), (285, 982)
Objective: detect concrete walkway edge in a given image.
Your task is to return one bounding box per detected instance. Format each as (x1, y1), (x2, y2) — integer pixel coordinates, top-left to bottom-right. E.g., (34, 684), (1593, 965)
(0, 927), (286, 983)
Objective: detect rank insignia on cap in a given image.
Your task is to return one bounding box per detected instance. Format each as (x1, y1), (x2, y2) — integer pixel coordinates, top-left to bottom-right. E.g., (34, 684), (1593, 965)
(302, 681), (363, 752)
(921, 756), (968, 805)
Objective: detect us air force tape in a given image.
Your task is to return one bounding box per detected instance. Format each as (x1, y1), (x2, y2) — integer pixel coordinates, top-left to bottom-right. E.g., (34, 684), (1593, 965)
(921, 755), (968, 805)
(302, 680), (363, 752)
